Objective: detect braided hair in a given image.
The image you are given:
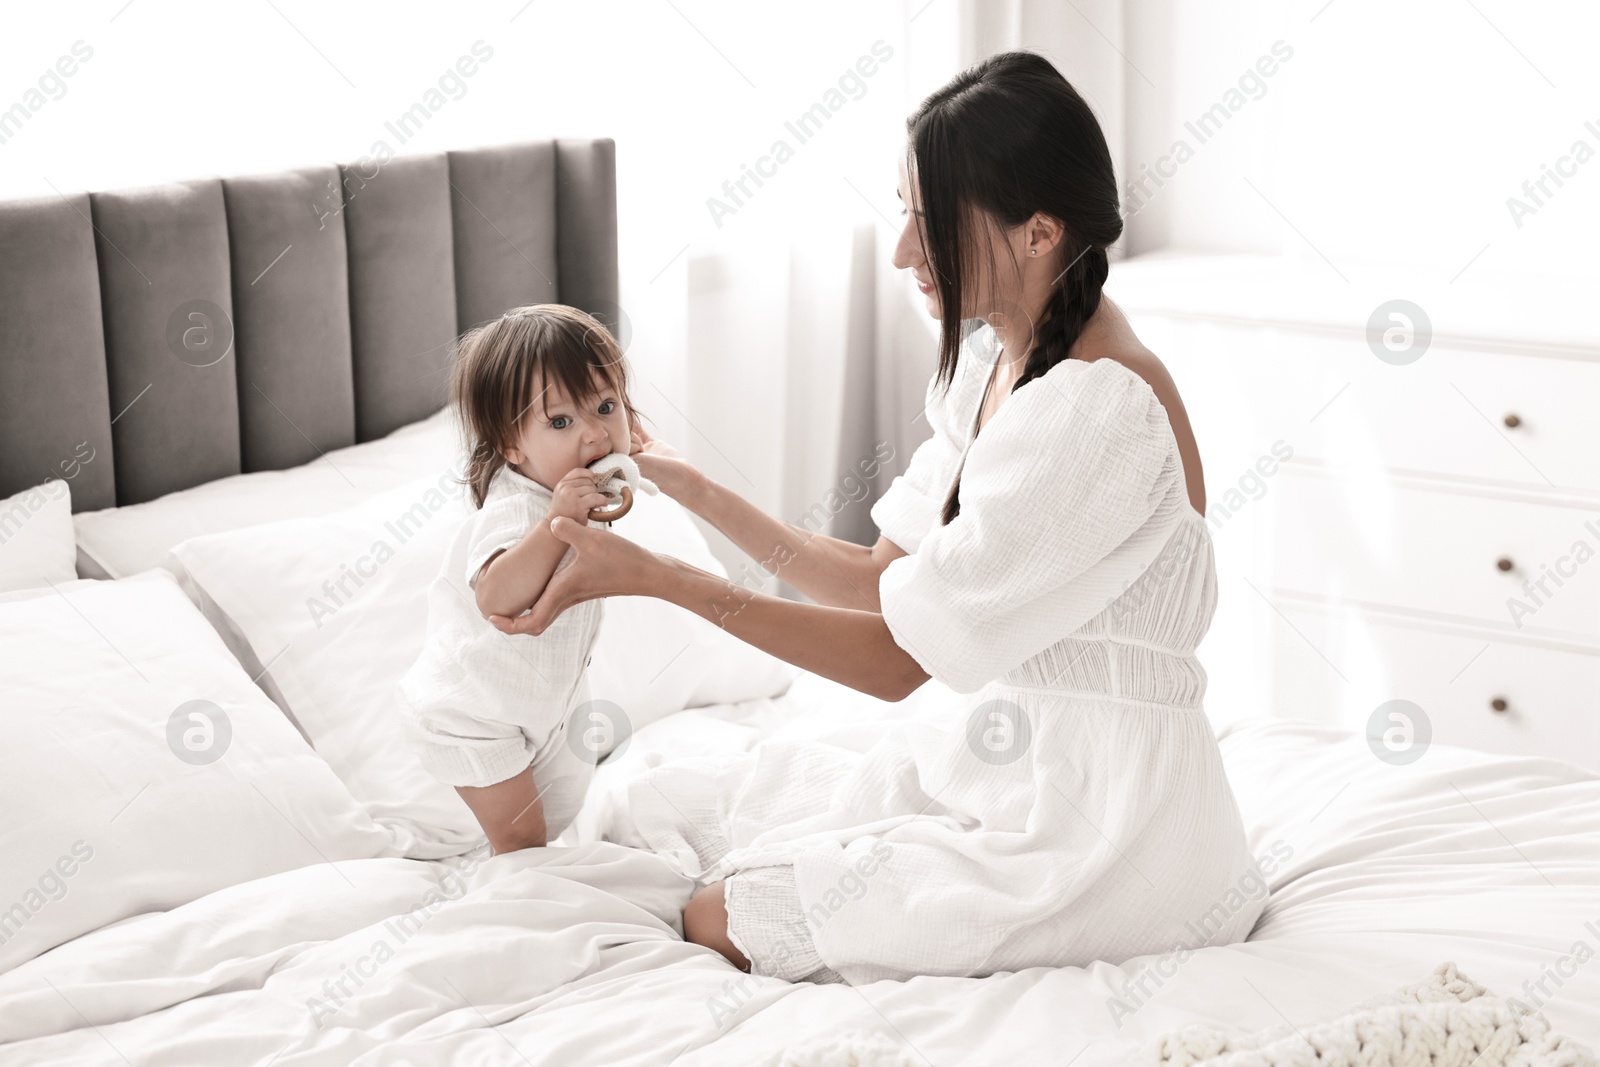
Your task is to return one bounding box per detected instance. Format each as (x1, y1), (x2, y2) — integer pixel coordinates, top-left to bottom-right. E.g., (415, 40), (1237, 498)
(903, 52), (1123, 524)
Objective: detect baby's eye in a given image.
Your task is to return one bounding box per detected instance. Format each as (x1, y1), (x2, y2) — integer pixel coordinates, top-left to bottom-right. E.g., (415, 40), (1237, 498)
(550, 416), (571, 430)
(599, 399), (616, 415)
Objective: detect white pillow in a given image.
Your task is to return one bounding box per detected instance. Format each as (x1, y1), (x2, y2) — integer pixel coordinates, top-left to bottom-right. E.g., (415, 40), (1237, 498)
(0, 478), (77, 593)
(0, 571), (391, 975)
(74, 407), (456, 579)
(169, 469), (798, 858)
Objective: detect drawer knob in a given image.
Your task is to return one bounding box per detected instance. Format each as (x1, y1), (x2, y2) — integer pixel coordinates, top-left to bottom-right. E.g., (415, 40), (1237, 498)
(1503, 413), (1521, 429)
(1496, 557), (1514, 572)
(1490, 697), (1509, 713)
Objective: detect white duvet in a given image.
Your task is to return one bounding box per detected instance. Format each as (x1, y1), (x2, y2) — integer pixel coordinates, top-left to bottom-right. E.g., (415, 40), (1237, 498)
(2, 672), (1596, 1065)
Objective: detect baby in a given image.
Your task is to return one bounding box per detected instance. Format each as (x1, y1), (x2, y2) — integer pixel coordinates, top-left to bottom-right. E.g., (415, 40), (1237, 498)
(398, 304), (646, 854)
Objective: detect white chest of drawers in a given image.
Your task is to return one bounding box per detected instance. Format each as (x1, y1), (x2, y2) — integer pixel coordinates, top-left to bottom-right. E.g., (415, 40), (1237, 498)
(1107, 252), (1600, 772)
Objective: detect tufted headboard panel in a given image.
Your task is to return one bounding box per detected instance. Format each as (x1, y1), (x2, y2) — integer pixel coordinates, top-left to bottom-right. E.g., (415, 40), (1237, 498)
(0, 138), (618, 511)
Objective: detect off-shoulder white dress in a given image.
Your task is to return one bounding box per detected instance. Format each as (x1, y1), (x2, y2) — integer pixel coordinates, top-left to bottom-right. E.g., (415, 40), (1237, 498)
(625, 325), (1264, 985)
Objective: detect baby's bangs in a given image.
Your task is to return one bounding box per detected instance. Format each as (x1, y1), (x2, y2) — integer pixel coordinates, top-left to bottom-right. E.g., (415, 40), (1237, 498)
(532, 329), (627, 420)
(587, 338), (631, 399)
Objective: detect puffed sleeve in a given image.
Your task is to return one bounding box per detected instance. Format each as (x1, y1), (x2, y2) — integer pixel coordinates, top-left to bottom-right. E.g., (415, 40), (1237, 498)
(868, 368), (966, 556)
(463, 491), (543, 589)
(877, 358), (1187, 694)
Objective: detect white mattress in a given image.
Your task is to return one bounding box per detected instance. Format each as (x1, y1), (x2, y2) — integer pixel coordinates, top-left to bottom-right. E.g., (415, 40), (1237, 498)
(1, 672), (1595, 1065)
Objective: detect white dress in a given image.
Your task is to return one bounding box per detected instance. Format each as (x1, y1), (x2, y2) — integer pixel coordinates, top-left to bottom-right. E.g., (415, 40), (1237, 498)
(624, 325), (1264, 985)
(398, 464), (606, 842)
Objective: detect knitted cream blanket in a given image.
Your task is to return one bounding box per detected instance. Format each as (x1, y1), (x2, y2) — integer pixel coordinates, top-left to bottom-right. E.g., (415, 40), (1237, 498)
(1144, 962), (1596, 1067)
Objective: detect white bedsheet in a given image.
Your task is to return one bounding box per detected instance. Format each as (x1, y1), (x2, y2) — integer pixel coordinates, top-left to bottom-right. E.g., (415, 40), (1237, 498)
(2, 673), (1596, 1065)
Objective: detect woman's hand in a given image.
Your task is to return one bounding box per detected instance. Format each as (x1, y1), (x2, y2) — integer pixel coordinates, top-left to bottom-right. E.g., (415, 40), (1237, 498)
(488, 516), (660, 636)
(629, 422), (704, 503)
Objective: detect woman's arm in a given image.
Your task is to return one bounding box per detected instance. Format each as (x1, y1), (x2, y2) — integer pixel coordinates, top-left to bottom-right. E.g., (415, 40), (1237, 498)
(635, 426), (906, 612)
(491, 518), (931, 703)
(684, 478), (907, 613)
(651, 551), (929, 701)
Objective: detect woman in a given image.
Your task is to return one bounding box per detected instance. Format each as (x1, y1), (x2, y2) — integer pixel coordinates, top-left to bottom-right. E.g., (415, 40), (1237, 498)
(492, 51), (1263, 985)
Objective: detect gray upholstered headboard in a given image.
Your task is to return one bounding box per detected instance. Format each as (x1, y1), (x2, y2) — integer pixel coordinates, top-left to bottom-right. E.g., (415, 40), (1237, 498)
(0, 139), (618, 512)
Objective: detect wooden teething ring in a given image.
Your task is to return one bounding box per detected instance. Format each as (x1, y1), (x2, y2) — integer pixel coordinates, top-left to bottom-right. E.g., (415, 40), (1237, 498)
(587, 484), (634, 523)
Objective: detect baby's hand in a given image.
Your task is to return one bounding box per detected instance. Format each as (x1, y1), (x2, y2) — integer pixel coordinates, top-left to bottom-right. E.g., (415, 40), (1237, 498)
(548, 468), (610, 525)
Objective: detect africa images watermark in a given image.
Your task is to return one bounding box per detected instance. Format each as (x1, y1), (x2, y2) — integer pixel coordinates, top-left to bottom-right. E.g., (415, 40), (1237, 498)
(1504, 117), (1600, 230)
(306, 850), (490, 1028)
(705, 40), (895, 229)
(706, 441), (897, 628)
(1506, 916), (1600, 1019)
(311, 40), (495, 231)
(794, 441), (895, 537)
(0, 40), (94, 148)
(566, 698), (633, 766)
(167, 699), (233, 765)
(1203, 441), (1294, 531)
(1367, 698), (1431, 766)
(705, 839), (895, 1026)
(1504, 516), (1600, 630)
(0, 440), (98, 549)
(1120, 40), (1294, 222)
(0, 841), (95, 950)
(1105, 839), (1294, 1027)
(1107, 441), (1293, 625)
(305, 468), (467, 628)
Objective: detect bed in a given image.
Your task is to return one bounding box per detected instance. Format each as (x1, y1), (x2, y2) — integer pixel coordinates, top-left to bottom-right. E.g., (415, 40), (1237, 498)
(1, 141), (1596, 1066)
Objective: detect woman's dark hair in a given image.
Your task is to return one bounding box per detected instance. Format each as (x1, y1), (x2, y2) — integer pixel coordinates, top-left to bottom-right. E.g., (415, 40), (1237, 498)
(905, 51), (1123, 523)
(450, 304), (645, 509)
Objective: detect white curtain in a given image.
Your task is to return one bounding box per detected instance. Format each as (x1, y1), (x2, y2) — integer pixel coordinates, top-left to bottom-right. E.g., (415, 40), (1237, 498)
(674, 206), (938, 595)
(959, 0), (1127, 185)
(643, 3), (960, 592)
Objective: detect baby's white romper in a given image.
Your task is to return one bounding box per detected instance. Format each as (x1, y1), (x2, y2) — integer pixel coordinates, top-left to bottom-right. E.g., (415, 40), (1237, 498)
(399, 464), (606, 841)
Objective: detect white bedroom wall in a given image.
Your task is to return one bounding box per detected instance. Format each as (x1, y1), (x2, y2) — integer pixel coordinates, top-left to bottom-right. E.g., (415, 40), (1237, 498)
(1120, 0), (1600, 284)
(1113, 0), (1600, 733)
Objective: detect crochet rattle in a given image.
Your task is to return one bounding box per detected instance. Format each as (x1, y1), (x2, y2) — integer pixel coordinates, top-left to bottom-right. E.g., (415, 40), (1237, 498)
(585, 452), (659, 523)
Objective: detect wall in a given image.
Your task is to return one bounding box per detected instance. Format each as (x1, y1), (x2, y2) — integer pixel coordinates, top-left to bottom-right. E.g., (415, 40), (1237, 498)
(1120, 0), (1600, 285)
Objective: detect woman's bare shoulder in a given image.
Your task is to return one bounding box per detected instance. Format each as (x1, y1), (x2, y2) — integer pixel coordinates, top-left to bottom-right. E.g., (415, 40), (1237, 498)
(1070, 310), (1184, 418)
(1106, 348), (1185, 418)
(1073, 301), (1207, 512)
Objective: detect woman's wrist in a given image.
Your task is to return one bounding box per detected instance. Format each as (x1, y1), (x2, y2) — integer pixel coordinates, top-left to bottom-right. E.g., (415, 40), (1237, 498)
(638, 548), (690, 602)
(639, 548), (721, 614)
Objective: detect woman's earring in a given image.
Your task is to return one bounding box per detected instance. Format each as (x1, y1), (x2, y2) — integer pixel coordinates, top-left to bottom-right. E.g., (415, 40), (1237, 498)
(1029, 249), (1037, 256)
